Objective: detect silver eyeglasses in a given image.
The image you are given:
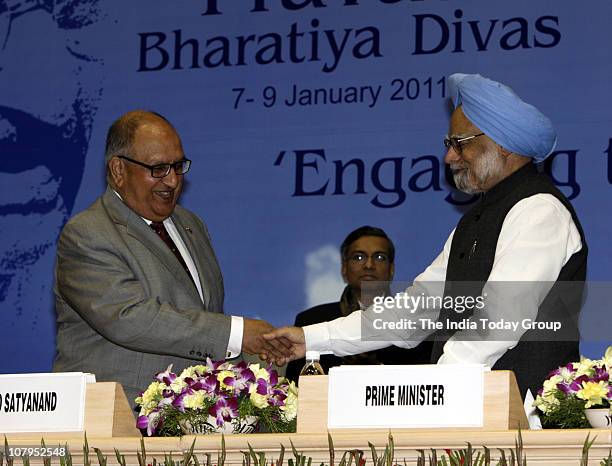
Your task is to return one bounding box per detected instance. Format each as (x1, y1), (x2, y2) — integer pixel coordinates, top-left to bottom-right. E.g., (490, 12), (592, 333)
(443, 133), (485, 155)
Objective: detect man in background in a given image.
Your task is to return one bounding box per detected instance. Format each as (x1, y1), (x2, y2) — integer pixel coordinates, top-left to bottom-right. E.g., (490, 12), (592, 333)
(286, 226), (432, 381)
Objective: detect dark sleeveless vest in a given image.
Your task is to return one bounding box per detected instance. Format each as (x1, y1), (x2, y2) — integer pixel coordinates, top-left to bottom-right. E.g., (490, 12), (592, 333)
(431, 163), (587, 397)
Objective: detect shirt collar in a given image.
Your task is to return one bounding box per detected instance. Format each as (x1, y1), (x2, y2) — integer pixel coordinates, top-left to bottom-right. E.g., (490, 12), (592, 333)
(112, 188), (168, 226)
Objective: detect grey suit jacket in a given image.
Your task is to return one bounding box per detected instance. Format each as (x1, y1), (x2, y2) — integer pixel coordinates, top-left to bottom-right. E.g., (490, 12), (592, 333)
(53, 187), (231, 404)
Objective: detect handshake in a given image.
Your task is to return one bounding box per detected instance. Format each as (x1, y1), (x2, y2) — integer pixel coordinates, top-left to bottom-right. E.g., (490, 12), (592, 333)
(242, 319), (307, 366)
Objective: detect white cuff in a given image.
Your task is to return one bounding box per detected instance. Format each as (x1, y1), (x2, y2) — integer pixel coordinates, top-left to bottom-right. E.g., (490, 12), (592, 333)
(226, 315), (244, 359)
(303, 322), (333, 354)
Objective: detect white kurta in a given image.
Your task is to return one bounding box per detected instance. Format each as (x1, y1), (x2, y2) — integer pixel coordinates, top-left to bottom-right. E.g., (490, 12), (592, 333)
(303, 193), (582, 369)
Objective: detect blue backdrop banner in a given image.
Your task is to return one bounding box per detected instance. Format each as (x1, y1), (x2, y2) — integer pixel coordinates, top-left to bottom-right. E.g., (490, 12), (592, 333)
(1, 0), (610, 373)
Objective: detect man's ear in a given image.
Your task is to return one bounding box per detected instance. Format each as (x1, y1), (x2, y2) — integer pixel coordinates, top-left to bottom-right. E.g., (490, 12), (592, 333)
(390, 263), (395, 281)
(341, 261), (348, 284)
(108, 157), (125, 188)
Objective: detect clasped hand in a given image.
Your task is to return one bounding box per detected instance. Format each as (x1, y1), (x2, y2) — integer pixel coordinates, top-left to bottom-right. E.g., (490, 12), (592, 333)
(242, 319), (306, 366)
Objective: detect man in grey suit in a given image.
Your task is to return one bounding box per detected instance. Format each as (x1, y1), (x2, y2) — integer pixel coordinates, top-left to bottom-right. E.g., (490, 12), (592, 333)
(53, 110), (282, 403)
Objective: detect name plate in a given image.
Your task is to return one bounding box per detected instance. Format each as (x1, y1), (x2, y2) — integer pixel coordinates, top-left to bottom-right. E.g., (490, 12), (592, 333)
(0, 372), (93, 433)
(328, 364), (484, 429)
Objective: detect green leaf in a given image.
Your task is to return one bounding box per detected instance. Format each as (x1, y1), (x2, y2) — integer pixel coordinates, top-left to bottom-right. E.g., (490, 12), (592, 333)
(93, 447), (107, 466)
(113, 448), (126, 466)
(218, 434), (226, 466)
(83, 433), (90, 466)
(328, 433), (335, 466)
(580, 433), (597, 466)
(277, 444), (285, 466)
(184, 437), (197, 465)
(136, 436), (147, 466)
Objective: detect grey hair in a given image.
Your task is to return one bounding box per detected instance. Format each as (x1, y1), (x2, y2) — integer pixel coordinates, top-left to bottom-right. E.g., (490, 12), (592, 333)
(104, 110), (175, 186)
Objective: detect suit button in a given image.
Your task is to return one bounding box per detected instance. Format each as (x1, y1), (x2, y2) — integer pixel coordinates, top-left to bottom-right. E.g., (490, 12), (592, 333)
(196, 351), (202, 357)
(189, 350), (195, 355)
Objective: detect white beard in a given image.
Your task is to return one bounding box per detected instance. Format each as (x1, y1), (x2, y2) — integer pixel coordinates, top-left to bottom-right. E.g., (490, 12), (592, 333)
(451, 147), (505, 194)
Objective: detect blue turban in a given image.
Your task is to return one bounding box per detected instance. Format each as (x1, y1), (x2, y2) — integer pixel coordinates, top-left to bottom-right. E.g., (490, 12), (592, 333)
(448, 73), (557, 162)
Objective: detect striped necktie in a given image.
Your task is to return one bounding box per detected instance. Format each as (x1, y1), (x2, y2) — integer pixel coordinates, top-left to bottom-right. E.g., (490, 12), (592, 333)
(150, 221), (196, 288)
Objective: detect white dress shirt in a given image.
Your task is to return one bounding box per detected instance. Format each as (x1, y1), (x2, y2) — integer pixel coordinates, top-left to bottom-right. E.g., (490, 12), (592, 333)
(303, 193), (582, 369)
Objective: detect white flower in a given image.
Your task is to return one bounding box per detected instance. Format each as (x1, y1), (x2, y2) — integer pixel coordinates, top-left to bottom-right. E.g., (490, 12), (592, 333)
(254, 367), (271, 382)
(249, 384), (269, 409)
(535, 374), (563, 416)
(183, 391), (206, 410)
(170, 377), (187, 394)
(180, 365), (208, 379)
(575, 357), (596, 377)
(603, 346), (612, 370)
(217, 370), (236, 390)
(246, 363), (272, 382)
(136, 381), (165, 415)
(577, 381), (609, 408)
(542, 375), (563, 395)
(557, 366), (575, 383)
(533, 392), (560, 414)
(280, 381), (298, 421)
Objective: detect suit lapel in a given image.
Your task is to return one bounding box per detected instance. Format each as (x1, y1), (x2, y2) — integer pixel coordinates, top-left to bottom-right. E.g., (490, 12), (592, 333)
(171, 213), (212, 307)
(101, 188), (201, 302)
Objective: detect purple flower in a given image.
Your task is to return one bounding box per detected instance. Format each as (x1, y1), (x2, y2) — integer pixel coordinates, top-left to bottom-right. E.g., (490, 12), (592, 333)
(137, 410), (161, 436)
(268, 388), (288, 407)
(548, 363), (576, 379)
(223, 366), (255, 394)
(256, 378), (270, 396)
(172, 389), (191, 412)
(208, 397), (239, 427)
(200, 374), (219, 394)
(592, 366), (609, 382)
(557, 382), (573, 395)
(253, 377), (286, 407)
(206, 357), (224, 371)
(573, 374), (591, 389)
(557, 374), (590, 394)
(155, 365), (177, 386)
(184, 377), (205, 391)
(268, 368), (279, 386)
(136, 415), (149, 430)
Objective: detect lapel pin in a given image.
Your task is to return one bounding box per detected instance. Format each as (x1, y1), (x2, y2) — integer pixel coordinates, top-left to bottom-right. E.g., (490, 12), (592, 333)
(185, 227), (193, 234)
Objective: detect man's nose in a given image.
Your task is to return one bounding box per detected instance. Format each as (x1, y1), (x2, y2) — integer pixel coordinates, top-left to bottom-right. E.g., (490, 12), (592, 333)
(444, 146), (461, 165)
(364, 256), (375, 268)
(162, 167), (179, 187)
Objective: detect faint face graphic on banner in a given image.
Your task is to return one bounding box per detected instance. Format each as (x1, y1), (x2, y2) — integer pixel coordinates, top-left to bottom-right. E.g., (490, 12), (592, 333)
(0, 1), (105, 331)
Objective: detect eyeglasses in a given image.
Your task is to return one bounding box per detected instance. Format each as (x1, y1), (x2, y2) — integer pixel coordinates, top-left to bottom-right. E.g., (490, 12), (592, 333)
(347, 252), (390, 264)
(118, 155), (192, 178)
(443, 133), (485, 155)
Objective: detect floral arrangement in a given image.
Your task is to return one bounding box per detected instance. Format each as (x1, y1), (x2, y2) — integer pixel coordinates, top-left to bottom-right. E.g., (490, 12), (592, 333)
(534, 346), (611, 428)
(135, 360), (298, 436)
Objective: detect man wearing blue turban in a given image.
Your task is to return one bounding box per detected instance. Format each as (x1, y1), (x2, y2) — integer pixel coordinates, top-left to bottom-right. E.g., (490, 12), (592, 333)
(266, 74), (586, 400)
